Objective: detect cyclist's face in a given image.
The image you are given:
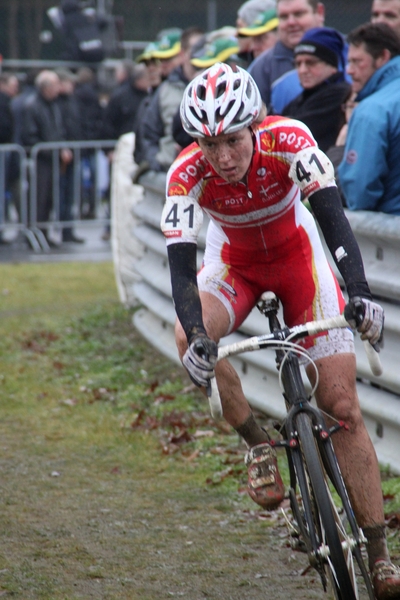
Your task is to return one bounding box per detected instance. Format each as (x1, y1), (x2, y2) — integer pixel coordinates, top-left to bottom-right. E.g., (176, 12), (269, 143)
(198, 128), (253, 183)
(278, 0), (325, 49)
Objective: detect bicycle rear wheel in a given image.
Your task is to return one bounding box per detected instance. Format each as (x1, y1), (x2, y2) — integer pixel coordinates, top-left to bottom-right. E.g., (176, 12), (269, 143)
(296, 412), (358, 600)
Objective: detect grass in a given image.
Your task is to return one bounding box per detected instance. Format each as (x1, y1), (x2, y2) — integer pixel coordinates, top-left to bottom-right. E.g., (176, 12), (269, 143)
(0, 261), (399, 598)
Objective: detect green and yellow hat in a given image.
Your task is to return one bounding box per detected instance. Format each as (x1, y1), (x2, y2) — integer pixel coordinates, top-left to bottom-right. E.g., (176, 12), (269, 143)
(152, 30), (182, 59)
(136, 42), (159, 63)
(237, 9), (279, 37)
(191, 37), (240, 69)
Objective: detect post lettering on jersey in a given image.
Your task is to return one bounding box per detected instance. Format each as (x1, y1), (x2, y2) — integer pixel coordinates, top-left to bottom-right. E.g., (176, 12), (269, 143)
(289, 147), (335, 196)
(160, 195), (203, 243)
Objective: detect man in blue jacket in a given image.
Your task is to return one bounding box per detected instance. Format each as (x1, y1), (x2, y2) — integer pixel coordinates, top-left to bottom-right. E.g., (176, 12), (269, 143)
(338, 23), (400, 214)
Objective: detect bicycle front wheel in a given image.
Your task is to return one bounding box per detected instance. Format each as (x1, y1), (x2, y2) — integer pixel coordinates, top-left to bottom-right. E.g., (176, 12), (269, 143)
(296, 412), (358, 600)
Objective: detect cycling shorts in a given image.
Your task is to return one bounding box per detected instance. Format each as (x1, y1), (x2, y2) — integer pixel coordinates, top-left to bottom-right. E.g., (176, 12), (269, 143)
(197, 240), (355, 362)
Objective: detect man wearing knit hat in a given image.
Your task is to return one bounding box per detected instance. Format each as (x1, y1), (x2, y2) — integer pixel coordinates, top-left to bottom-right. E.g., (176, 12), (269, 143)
(282, 27), (351, 151)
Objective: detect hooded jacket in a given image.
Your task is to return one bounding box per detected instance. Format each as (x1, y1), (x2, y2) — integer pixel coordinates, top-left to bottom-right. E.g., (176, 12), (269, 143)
(338, 55), (400, 214)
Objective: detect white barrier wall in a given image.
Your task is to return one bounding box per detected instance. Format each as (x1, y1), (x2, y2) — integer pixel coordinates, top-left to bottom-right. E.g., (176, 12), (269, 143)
(111, 156), (400, 474)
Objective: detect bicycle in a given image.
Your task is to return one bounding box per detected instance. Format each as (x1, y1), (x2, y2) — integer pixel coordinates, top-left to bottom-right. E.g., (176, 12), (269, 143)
(208, 292), (383, 600)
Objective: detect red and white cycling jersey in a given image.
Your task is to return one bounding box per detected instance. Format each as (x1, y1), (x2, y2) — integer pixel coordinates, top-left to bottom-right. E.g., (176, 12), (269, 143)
(163, 116), (335, 263)
(162, 116), (352, 358)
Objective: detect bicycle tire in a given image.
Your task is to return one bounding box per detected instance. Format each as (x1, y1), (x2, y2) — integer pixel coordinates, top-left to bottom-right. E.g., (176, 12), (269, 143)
(296, 412), (358, 600)
(318, 437), (375, 599)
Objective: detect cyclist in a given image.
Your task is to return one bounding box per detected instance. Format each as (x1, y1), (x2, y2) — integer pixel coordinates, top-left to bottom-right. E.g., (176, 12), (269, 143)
(160, 62), (400, 599)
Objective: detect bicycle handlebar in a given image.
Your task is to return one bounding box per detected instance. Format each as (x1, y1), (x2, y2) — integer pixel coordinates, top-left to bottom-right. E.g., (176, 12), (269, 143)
(207, 314), (383, 420)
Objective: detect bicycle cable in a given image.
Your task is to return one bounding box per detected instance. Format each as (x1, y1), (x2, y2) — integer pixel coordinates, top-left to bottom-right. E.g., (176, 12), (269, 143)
(270, 335), (320, 396)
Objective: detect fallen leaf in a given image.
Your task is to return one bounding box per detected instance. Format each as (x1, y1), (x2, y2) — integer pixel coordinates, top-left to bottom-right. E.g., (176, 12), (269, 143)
(193, 430), (215, 438)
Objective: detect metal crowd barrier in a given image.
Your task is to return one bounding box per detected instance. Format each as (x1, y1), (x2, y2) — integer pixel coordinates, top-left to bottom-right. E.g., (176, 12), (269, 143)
(112, 165), (400, 474)
(0, 140), (116, 251)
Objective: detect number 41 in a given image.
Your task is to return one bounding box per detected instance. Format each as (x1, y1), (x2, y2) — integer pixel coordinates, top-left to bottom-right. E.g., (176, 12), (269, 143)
(296, 153), (326, 183)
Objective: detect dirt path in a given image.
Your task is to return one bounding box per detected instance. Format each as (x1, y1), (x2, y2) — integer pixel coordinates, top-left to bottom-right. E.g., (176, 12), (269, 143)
(0, 413), (372, 600)
(0, 262), (377, 599)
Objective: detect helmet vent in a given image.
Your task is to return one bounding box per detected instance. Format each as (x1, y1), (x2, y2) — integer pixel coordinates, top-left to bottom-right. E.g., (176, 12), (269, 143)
(215, 82), (227, 98)
(218, 100), (235, 122)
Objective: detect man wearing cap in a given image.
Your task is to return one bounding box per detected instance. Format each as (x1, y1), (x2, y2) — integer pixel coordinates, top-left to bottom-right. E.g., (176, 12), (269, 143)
(249, 0), (325, 109)
(338, 22), (400, 215)
(236, 0), (277, 65)
(237, 9), (279, 61)
(152, 29), (184, 80)
(190, 36), (240, 69)
(136, 27), (203, 177)
(282, 27), (351, 151)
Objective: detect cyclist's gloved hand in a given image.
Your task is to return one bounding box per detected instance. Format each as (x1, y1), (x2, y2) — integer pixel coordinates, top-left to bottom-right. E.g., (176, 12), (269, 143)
(182, 334), (218, 388)
(344, 296), (384, 350)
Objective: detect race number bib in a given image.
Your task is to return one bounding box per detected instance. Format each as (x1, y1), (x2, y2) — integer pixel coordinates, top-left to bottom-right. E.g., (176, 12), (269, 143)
(289, 147), (335, 197)
(160, 196), (203, 243)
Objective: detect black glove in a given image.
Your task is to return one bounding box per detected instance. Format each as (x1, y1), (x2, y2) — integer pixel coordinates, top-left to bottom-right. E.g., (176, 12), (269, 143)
(182, 334), (218, 388)
(344, 296), (384, 350)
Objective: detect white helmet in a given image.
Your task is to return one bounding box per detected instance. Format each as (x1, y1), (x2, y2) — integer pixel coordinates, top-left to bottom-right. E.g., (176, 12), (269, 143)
(180, 62), (262, 138)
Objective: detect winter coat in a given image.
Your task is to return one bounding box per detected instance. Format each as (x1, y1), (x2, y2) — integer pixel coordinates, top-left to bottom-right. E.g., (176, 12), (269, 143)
(140, 67), (189, 172)
(338, 55), (400, 214)
(21, 91), (65, 157)
(102, 80), (148, 140)
(74, 82), (104, 141)
(248, 41), (295, 107)
(282, 73), (351, 151)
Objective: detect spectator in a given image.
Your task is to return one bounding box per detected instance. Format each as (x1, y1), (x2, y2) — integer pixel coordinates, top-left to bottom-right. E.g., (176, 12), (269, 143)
(190, 34), (240, 70)
(12, 70), (38, 146)
(133, 31), (183, 175)
(55, 68), (85, 244)
(371, 0), (400, 37)
(9, 71), (38, 233)
(325, 90), (357, 205)
(137, 27), (203, 176)
(133, 48), (163, 169)
(60, 0), (104, 62)
(74, 67), (104, 219)
(236, 0), (277, 66)
(237, 0), (275, 27)
(0, 73), (16, 244)
(282, 27), (350, 151)
(249, 0), (325, 109)
(113, 59), (135, 87)
(101, 63), (150, 140)
(237, 9), (279, 61)
(21, 70), (71, 247)
(74, 67), (104, 143)
(338, 23), (400, 214)
(152, 29), (184, 80)
(0, 73), (16, 145)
